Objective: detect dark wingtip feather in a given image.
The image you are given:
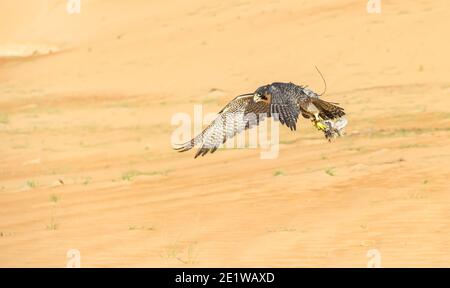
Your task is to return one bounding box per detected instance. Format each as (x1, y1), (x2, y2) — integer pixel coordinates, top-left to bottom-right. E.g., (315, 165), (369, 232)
(173, 139), (196, 153)
(194, 147), (211, 158)
(194, 149), (202, 158)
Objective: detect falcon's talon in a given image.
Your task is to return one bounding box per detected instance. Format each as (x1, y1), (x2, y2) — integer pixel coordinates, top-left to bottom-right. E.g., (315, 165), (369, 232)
(312, 119), (327, 131)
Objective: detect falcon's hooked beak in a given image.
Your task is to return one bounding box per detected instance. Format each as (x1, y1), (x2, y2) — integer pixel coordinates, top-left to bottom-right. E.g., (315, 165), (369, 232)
(253, 93), (262, 102)
(253, 92), (270, 103)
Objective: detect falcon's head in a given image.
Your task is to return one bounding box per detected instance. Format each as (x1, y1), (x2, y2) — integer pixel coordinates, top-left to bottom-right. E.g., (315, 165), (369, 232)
(253, 85), (271, 103)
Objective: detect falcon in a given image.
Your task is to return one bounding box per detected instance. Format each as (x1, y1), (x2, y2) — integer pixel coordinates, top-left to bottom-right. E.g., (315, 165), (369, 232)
(174, 82), (347, 158)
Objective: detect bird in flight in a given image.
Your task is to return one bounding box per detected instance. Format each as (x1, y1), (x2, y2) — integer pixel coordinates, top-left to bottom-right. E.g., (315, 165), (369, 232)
(174, 81), (347, 158)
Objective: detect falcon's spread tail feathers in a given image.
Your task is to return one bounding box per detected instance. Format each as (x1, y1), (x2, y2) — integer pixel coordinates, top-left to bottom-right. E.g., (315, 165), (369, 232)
(311, 98), (345, 120)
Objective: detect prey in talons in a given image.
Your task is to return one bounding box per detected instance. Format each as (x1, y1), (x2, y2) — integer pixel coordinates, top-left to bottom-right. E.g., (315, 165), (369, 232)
(312, 116), (348, 141)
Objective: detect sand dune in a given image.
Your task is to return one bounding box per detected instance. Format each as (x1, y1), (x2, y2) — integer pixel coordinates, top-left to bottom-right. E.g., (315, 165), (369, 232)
(0, 0), (449, 267)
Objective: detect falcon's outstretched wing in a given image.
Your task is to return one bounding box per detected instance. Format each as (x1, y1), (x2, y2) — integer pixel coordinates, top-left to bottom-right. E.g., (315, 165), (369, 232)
(174, 94), (270, 158)
(266, 83), (301, 131)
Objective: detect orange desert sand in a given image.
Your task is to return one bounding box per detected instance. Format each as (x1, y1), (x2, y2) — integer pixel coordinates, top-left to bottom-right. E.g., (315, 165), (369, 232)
(0, 0), (449, 267)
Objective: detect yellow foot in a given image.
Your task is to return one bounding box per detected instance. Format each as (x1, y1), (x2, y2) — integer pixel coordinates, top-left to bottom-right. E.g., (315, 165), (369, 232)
(313, 120), (327, 131)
